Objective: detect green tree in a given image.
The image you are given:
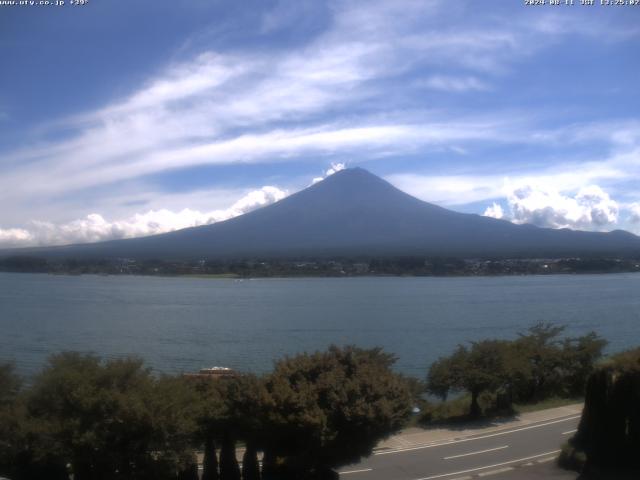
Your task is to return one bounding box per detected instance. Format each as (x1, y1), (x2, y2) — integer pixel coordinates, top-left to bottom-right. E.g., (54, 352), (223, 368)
(426, 347), (464, 402)
(223, 375), (270, 480)
(0, 363), (34, 479)
(201, 434), (220, 480)
(149, 375), (201, 476)
(190, 378), (226, 480)
(513, 323), (606, 402)
(428, 340), (510, 417)
(25, 352), (197, 480)
(0, 362), (70, 480)
(560, 332), (607, 397)
(427, 324), (607, 418)
(0, 362), (21, 406)
(513, 323), (566, 401)
(190, 374), (270, 480)
(264, 345), (412, 478)
(572, 347), (640, 475)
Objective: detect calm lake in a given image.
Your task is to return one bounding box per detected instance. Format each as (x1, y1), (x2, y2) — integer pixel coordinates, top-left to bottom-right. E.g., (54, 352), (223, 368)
(1, 272), (639, 379)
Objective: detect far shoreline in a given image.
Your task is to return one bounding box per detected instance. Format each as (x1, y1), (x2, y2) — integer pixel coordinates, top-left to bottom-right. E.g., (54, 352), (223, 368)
(2, 269), (640, 280)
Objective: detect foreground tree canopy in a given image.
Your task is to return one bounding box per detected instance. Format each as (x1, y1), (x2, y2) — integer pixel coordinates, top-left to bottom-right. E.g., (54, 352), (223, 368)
(4, 353), (198, 480)
(0, 346), (412, 480)
(0, 327), (621, 479)
(427, 323), (607, 416)
(263, 346), (412, 476)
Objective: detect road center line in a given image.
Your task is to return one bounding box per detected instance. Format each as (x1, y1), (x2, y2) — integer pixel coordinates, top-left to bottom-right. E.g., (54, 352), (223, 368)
(444, 445), (508, 460)
(477, 467), (513, 477)
(414, 450), (561, 480)
(375, 415), (580, 456)
(562, 429), (577, 435)
(340, 468), (373, 475)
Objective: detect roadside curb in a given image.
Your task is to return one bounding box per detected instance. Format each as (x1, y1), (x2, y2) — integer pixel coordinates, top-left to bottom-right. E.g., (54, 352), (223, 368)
(373, 404), (583, 455)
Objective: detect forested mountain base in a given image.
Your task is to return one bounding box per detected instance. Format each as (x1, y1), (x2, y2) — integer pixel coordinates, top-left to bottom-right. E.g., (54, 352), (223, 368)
(2, 255), (639, 277)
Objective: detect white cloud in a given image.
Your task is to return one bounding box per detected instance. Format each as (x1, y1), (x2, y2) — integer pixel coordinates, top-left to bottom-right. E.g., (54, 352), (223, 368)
(0, 0), (594, 208)
(0, 228), (34, 248)
(483, 202), (504, 219)
(484, 184), (619, 230)
(325, 162), (346, 176)
(390, 167), (640, 233)
(419, 75), (489, 92)
(387, 173), (506, 206)
(311, 162), (346, 184)
(225, 186), (288, 216)
(387, 143), (638, 208)
(0, 121), (515, 206)
(629, 203), (640, 223)
(103, 52), (242, 115)
(0, 186), (287, 248)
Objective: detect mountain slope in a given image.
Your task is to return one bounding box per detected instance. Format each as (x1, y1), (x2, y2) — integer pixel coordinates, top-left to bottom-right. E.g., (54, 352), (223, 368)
(5, 168), (640, 259)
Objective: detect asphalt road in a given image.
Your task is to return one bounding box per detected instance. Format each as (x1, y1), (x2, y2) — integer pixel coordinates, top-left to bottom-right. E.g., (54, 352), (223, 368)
(338, 413), (580, 480)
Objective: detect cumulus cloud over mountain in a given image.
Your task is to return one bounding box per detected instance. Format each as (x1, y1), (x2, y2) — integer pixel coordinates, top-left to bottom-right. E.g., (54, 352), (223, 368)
(630, 203), (640, 223)
(311, 162), (346, 185)
(484, 184), (621, 230)
(0, 186), (286, 248)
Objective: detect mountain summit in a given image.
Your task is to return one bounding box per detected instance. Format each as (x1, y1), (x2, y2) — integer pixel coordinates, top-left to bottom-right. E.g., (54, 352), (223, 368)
(7, 168), (640, 259)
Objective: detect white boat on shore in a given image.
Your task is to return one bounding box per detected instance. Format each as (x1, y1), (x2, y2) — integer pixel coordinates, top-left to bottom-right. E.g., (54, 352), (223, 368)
(183, 366), (237, 379)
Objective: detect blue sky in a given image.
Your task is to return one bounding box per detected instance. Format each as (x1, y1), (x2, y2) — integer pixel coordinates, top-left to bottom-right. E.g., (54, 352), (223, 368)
(1, 0), (639, 247)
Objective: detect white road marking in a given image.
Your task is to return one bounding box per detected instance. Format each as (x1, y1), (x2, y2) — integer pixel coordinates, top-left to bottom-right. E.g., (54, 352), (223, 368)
(414, 450), (561, 480)
(444, 445), (508, 460)
(536, 457), (556, 464)
(562, 429), (577, 435)
(478, 467), (513, 477)
(340, 468), (373, 475)
(375, 415), (580, 456)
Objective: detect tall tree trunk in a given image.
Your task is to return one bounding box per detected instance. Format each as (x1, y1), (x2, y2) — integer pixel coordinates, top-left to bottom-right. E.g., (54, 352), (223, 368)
(202, 435), (220, 480)
(178, 455), (200, 480)
(73, 458), (92, 480)
(220, 433), (241, 480)
(44, 460), (70, 480)
(241, 441), (260, 480)
(261, 449), (277, 480)
(469, 389), (481, 418)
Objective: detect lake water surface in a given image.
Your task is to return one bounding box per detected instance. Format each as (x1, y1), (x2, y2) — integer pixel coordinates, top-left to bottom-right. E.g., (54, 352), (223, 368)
(1, 272), (639, 378)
